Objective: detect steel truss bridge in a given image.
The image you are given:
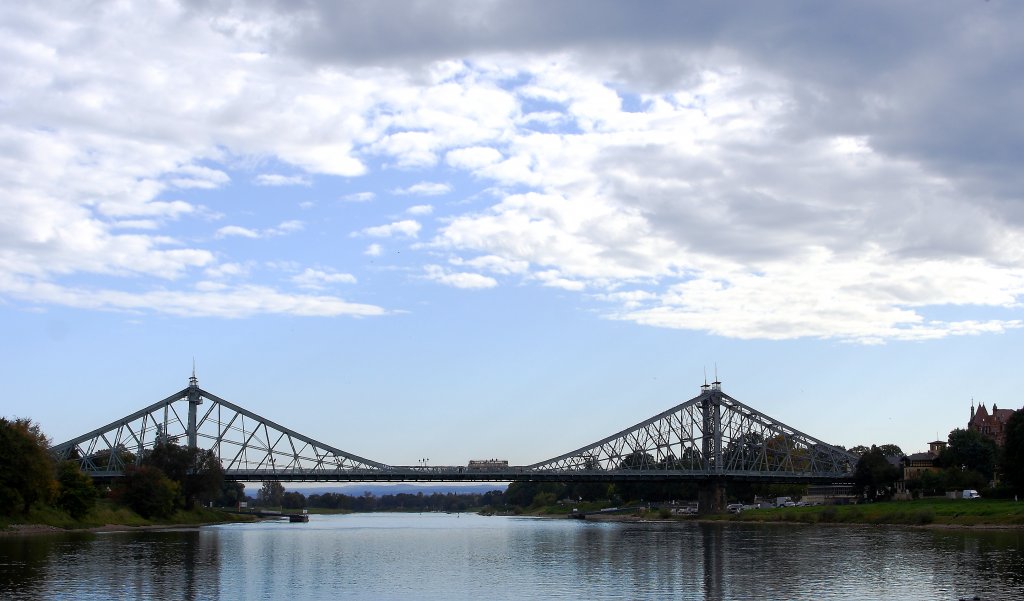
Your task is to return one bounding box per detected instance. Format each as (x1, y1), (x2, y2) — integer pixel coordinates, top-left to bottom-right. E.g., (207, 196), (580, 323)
(51, 375), (856, 500)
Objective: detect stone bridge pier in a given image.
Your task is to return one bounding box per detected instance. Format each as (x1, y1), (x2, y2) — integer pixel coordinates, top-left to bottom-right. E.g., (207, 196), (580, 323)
(698, 479), (727, 514)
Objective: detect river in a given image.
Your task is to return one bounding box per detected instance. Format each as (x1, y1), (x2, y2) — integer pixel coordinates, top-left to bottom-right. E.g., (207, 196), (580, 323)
(2, 513), (1023, 600)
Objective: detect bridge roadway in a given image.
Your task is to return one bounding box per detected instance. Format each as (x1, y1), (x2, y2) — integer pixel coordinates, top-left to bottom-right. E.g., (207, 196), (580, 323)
(90, 467), (854, 484)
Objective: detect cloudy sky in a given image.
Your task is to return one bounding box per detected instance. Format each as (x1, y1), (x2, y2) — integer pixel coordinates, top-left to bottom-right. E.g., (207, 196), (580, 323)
(3, 1), (1023, 466)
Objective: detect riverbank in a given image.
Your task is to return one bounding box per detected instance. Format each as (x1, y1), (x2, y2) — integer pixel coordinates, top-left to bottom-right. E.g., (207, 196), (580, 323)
(1, 502), (256, 537)
(715, 498), (1024, 527)
(521, 498), (1024, 528)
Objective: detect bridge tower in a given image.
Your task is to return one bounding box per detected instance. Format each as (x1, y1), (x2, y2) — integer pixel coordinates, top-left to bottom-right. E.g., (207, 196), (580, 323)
(186, 367), (202, 450)
(698, 380), (726, 514)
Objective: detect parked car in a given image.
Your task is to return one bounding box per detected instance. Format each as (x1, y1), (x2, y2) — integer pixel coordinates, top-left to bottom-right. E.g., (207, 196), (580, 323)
(962, 489), (981, 499)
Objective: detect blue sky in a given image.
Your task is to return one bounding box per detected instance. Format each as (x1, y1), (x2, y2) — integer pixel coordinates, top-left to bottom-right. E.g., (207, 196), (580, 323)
(3, 1), (1024, 467)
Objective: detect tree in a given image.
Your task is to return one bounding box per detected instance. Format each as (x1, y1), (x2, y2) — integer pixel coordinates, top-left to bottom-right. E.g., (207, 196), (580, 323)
(217, 481), (247, 507)
(118, 465), (179, 518)
(0, 418), (57, 515)
(144, 442), (224, 509)
(853, 446), (901, 501)
(1000, 409), (1024, 494)
(940, 428), (998, 481)
(282, 491), (306, 509)
(257, 481), (285, 507)
(876, 444), (905, 458)
(849, 444), (902, 458)
(848, 445), (870, 457)
(56, 460), (98, 519)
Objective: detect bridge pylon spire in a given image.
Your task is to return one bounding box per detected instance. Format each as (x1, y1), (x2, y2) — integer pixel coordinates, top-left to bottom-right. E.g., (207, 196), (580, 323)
(186, 364), (202, 449)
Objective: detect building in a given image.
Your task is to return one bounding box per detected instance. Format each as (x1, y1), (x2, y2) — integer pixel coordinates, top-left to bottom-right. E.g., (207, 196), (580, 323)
(903, 440), (946, 481)
(969, 402), (1016, 447)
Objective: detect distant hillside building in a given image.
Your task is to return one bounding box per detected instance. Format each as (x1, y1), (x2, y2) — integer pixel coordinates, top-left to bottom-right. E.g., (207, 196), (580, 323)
(969, 402), (1016, 447)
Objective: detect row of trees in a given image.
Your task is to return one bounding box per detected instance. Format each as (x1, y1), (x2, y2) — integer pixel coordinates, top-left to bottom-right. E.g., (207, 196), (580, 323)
(1, 418), (98, 520)
(248, 486), (509, 513)
(0, 416), (226, 521)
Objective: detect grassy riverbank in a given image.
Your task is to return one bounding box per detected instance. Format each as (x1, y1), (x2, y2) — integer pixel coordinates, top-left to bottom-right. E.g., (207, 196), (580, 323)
(1, 500), (255, 534)
(718, 498), (1024, 527)
(521, 498), (1024, 527)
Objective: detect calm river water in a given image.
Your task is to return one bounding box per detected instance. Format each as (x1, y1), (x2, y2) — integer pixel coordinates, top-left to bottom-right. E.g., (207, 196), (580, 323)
(3, 513), (1024, 600)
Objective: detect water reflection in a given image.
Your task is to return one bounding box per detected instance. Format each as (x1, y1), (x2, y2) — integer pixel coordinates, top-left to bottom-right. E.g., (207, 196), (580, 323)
(2, 517), (1023, 600)
(0, 529), (220, 601)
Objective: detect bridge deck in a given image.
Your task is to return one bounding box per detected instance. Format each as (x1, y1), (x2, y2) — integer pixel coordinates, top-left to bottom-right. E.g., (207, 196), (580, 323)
(81, 467), (852, 484)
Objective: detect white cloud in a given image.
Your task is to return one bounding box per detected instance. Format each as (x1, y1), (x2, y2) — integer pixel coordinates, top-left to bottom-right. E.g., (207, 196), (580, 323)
(356, 220), (421, 238)
(204, 262), (250, 279)
(110, 220), (160, 230)
(610, 251), (1024, 343)
(393, 182), (451, 196)
(215, 221), (303, 239)
(424, 265), (497, 289)
(292, 268), (357, 289)
(5, 2), (1024, 342)
(254, 173), (312, 187)
(0, 276), (386, 318)
(406, 204), (434, 216)
(269, 220), (304, 235)
(534, 269), (585, 291)
(168, 165), (231, 190)
(215, 225), (259, 239)
(451, 254), (529, 275)
(364, 243), (383, 256)
(342, 192), (376, 202)
(445, 146), (503, 170)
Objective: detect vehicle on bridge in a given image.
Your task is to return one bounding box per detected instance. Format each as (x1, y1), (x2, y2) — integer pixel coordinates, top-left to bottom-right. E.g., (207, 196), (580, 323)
(467, 459), (509, 470)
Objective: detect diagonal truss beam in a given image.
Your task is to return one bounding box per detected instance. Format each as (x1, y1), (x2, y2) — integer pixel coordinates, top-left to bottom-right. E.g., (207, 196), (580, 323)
(50, 385), (391, 478)
(525, 384), (857, 480)
(50, 379), (855, 483)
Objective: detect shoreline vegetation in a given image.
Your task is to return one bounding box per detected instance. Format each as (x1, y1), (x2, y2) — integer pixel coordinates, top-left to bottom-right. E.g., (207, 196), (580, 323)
(0, 500), (256, 537)
(522, 497), (1024, 528)
(5, 498), (1024, 536)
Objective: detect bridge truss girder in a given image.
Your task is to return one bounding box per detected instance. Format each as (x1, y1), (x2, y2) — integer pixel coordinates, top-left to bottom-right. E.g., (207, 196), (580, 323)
(50, 383), (389, 479)
(525, 384), (857, 481)
(50, 379), (856, 484)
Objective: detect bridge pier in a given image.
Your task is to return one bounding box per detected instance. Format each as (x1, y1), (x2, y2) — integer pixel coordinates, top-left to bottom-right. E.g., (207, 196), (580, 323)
(698, 479), (726, 514)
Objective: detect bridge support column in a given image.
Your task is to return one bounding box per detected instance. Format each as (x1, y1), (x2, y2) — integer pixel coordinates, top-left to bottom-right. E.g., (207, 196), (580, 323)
(698, 479), (726, 514)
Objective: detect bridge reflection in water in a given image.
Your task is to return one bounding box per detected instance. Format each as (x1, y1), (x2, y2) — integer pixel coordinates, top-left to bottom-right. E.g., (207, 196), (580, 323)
(51, 375), (857, 512)
(7, 516), (1020, 600)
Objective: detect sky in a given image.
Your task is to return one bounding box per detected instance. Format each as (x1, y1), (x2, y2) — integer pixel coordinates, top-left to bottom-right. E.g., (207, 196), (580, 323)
(3, 1), (1024, 468)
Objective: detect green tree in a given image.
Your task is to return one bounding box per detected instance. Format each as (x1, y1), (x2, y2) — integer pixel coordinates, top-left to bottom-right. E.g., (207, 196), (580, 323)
(281, 491), (306, 509)
(940, 428), (998, 481)
(849, 444), (902, 458)
(118, 465), (179, 518)
(257, 481), (285, 507)
(144, 442), (224, 509)
(217, 481), (247, 507)
(848, 445), (870, 457)
(1000, 410), (1024, 493)
(55, 460), (98, 519)
(0, 418), (57, 515)
(876, 444), (905, 458)
(853, 446), (901, 500)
